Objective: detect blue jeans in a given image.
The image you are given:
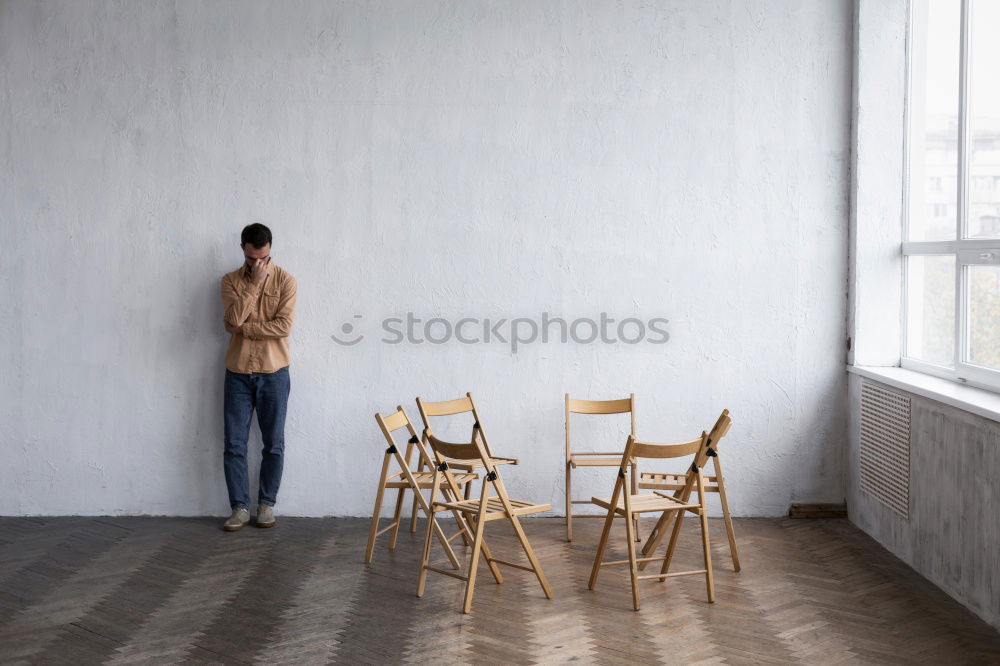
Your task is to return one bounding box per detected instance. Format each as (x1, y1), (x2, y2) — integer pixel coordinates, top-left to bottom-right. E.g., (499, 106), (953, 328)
(223, 366), (290, 510)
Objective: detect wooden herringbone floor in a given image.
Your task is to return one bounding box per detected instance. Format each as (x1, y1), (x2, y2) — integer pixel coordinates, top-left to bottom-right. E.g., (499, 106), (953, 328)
(0, 516), (997, 664)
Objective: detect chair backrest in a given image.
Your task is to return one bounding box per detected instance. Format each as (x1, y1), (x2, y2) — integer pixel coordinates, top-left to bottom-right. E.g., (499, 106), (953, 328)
(565, 393), (636, 459)
(417, 396), (474, 417)
(422, 429), (484, 464)
(622, 434), (706, 467)
(377, 406), (412, 435)
(374, 405), (434, 471)
(692, 409), (732, 470)
(417, 392), (497, 457)
(662, 409), (733, 502)
(423, 427), (512, 503)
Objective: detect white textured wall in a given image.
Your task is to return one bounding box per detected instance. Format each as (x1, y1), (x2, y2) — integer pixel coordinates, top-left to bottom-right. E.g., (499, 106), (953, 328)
(1, 0), (852, 517)
(848, 0), (905, 366)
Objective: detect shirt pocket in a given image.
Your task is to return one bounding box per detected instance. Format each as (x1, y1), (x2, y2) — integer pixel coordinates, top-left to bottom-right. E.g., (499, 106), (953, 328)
(262, 286), (281, 318)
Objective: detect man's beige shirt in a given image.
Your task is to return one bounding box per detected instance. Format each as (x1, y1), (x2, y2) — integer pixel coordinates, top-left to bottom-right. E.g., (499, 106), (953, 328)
(221, 261), (297, 374)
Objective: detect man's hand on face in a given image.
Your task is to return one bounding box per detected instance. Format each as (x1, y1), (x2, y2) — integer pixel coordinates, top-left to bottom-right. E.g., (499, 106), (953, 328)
(251, 256), (271, 285)
(225, 323), (243, 336)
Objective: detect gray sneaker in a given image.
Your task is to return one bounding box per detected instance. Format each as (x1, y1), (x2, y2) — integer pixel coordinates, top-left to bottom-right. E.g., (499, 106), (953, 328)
(256, 504), (276, 528)
(223, 507), (250, 532)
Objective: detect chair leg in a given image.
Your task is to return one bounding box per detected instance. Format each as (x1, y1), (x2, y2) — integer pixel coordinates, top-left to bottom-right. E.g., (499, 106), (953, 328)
(449, 507), (476, 548)
(429, 507), (462, 570)
(639, 509), (674, 570)
(658, 510), (686, 578)
(699, 508), (715, 602)
(467, 513), (504, 584)
(443, 481), (476, 547)
(509, 514), (553, 599)
(416, 507), (436, 598)
(462, 509), (488, 613)
(364, 472), (389, 565)
(588, 507), (617, 589)
(565, 461), (573, 542)
(630, 461), (641, 542)
(409, 487), (420, 533)
(715, 460), (741, 572)
(388, 487), (406, 550)
(624, 509), (641, 611)
(720, 494), (740, 572)
(481, 541), (504, 584)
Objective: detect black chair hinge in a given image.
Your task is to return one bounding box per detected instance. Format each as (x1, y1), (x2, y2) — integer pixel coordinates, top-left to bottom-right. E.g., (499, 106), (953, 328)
(408, 435), (419, 444)
(486, 470), (497, 481)
(706, 447), (717, 457)
(385, 444), (397, 454)
(437, 461), (449, 471)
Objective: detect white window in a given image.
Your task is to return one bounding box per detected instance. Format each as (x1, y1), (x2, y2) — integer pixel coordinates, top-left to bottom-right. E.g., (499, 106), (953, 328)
(904, 0), (1000, 391)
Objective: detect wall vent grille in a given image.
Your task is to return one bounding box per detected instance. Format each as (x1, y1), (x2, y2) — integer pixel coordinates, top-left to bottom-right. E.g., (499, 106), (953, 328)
(859, 381), (911, 518)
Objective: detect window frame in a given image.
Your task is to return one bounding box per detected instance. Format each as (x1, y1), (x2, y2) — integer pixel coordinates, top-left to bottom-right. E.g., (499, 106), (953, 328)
(902, 0), (1000, 393)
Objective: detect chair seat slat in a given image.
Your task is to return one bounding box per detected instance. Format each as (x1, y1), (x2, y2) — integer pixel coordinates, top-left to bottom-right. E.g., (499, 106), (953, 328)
(591, 492), (700, 515)
(570, 456), (624, 467)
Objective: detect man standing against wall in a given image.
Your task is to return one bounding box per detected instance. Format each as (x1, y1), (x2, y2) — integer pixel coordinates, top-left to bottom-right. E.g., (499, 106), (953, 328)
(220, 223), (297, 531)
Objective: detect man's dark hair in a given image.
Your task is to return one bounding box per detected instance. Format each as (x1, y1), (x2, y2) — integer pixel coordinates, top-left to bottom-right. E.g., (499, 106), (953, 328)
(241, 223), (272, 248)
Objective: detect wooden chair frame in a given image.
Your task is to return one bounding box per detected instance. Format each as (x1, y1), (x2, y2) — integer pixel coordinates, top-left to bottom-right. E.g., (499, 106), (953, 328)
(565, 393), (639, 542)
(588, 432), (715, 610)
(637, 410), (739, 572)
(415, 396), (552, 614)
(366, 406), (479, 569)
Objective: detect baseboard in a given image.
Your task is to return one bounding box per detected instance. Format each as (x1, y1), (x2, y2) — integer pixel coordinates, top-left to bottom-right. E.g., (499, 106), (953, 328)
(787, 503), (848, 519)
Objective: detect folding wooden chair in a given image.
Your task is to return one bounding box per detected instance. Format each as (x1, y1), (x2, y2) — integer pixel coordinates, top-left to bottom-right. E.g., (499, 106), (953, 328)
(565, 393), (639, 542)
(366, 406), (479, 568)
(637, 410), (738, 572)
(416, 399), (552, 614)
(588, 432), (715, 610)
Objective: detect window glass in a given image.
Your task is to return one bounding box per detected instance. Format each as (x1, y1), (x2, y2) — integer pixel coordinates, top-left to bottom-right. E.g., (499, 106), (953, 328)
(967, 264), (1000, 370)
(967, 0), (1000, 239)
(908, 0), (961, 241)
(906, 255), (956, 366)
